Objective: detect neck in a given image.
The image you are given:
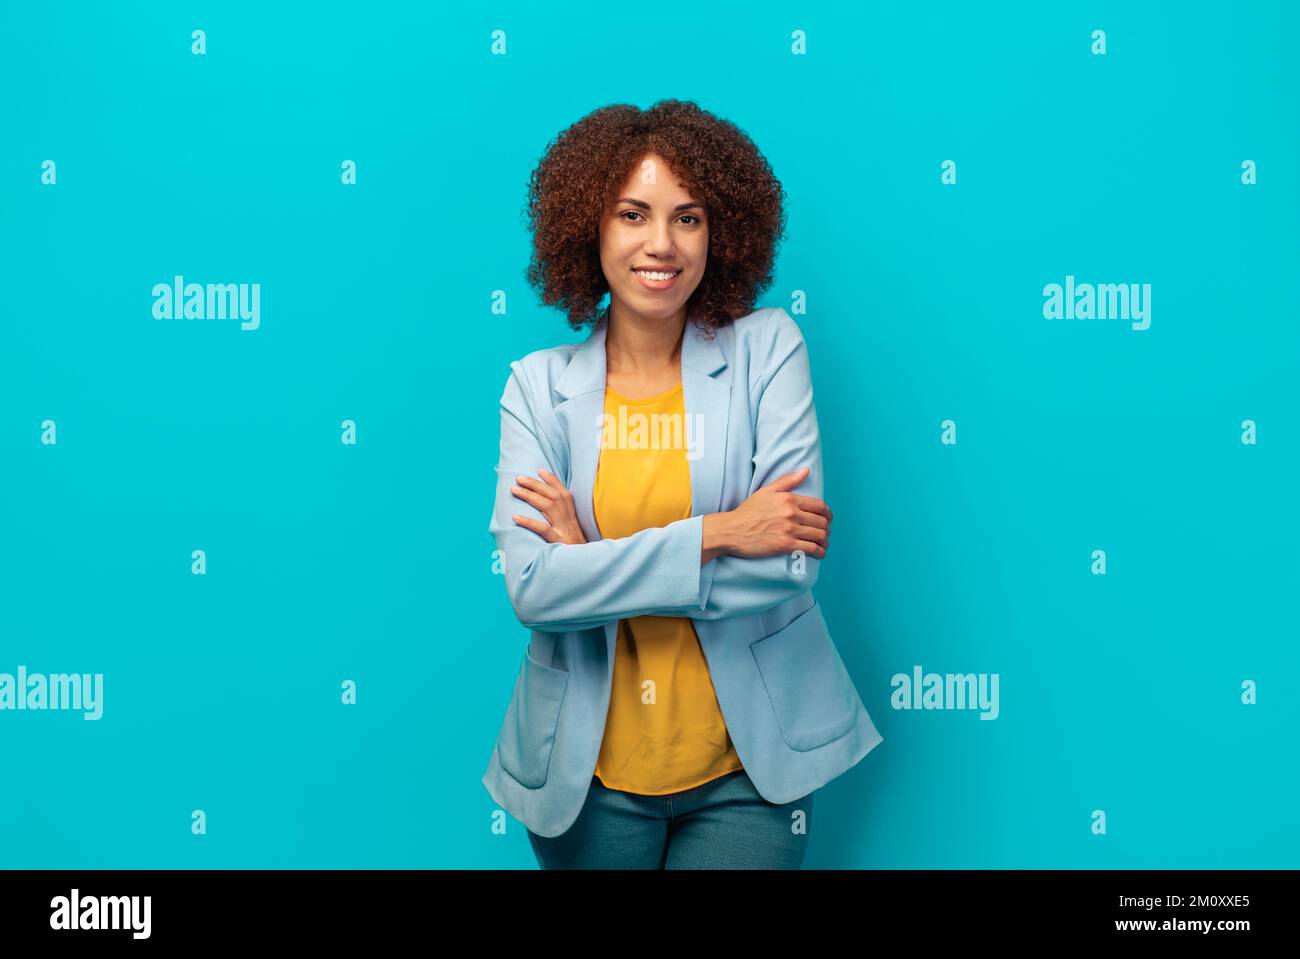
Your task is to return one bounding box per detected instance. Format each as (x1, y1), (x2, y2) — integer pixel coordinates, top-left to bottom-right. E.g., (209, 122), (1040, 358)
(605, 301), (687, 374)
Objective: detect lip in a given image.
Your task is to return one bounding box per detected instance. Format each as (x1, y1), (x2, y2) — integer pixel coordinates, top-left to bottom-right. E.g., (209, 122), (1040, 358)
(631, 266), (682, 292)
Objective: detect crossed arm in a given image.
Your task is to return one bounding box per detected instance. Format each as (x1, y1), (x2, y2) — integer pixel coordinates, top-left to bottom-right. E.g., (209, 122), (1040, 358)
(489, 309), (825, 633)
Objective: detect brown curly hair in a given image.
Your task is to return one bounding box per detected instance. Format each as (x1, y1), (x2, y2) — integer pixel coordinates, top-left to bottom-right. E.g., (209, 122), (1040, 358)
(523, 99), (786, 336)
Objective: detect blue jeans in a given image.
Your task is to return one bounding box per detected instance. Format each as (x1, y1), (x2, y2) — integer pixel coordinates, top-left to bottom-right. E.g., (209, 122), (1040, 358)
(526, 768), (815, 869)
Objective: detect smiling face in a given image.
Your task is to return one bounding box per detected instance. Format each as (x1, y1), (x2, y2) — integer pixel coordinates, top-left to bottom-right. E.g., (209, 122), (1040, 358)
(598, 152), (709, 328)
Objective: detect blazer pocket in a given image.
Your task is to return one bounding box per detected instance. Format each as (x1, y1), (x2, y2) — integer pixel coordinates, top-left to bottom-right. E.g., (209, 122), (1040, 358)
(497, 645), (569, 789)
(750, 601), (858, 751)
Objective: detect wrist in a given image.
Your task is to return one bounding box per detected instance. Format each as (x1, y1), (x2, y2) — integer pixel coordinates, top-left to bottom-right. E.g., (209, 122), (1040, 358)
(701, 511), (735, 564)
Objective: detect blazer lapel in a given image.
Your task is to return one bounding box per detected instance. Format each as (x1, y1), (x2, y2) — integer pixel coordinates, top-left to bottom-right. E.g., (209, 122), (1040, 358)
(551, 319), (608, 541)
(682, 320), (732, 608)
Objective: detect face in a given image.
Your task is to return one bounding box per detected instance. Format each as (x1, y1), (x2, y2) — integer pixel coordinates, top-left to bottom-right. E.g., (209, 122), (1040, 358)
(598, 152), (709, 327)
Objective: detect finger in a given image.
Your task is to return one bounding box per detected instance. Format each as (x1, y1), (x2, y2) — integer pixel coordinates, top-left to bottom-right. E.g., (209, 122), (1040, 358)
(512, 514), (556, 540)
(792, 537), (827, 559)
(792, 494), (830, 517)
(762, 466), (809, 492)
(511, 485), (552, 512)
(759, 466), (809, 493)
(536, 468), (568, 493)
(793, 523), (828, 545)
(792, 510), (829, 531)
(515, 474), (555, 497)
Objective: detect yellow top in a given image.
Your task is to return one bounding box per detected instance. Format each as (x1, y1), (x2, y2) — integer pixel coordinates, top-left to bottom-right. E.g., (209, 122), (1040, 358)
(591, 382), (744, 795)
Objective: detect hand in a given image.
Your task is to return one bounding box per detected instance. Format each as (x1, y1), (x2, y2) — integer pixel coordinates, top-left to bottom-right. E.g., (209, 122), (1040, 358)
(714, 466), (831, 560)
(510, 468), (589, 545)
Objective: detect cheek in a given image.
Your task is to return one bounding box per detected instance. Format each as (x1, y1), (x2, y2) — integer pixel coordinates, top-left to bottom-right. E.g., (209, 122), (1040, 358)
(691, 234), (709, 266)
(603, 235), (637, 268)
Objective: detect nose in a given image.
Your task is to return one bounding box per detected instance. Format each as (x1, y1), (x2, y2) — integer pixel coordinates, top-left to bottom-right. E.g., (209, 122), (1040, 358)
(644, 218), (675, 258)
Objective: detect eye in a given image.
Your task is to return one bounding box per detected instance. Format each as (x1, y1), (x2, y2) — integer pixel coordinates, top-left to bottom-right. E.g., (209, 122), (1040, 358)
(679, 214), (701, 225)
(619, 210), (644, 222)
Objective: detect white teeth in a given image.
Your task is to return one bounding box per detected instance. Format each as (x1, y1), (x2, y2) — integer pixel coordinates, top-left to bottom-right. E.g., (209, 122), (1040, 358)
(634, 270), (679, 280)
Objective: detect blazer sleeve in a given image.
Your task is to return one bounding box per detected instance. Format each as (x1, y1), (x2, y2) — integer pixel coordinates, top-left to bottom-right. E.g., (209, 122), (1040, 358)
(489, 360), (706, 633)
(686, 307), (824, 621)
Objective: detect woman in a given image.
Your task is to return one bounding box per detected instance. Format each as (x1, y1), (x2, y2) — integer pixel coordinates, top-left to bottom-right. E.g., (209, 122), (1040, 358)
(483, 100), (883, 869)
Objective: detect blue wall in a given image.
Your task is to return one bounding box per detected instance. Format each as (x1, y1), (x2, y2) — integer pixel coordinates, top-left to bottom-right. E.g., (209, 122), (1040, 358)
(2, 0), (1296, 868)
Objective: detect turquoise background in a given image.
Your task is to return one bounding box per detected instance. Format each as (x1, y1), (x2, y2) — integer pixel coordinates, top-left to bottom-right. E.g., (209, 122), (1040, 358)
(2, 0), (1296, 868)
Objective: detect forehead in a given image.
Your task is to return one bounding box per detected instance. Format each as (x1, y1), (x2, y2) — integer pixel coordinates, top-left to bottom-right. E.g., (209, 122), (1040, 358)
(615, 153), (696, 199)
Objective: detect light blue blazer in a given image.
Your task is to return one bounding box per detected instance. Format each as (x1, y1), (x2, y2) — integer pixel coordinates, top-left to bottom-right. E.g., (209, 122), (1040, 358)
(482, 306), (883, 838)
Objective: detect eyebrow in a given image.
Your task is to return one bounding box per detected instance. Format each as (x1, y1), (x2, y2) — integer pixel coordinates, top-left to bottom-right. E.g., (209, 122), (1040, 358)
(615, 197), (705, 212)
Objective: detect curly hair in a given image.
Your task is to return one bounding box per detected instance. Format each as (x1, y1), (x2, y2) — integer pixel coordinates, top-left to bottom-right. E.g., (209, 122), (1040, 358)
(523, 99), (786, 336)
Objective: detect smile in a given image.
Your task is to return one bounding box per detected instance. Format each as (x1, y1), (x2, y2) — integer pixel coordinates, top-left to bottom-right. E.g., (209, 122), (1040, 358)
(632, 267), (682, 291)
